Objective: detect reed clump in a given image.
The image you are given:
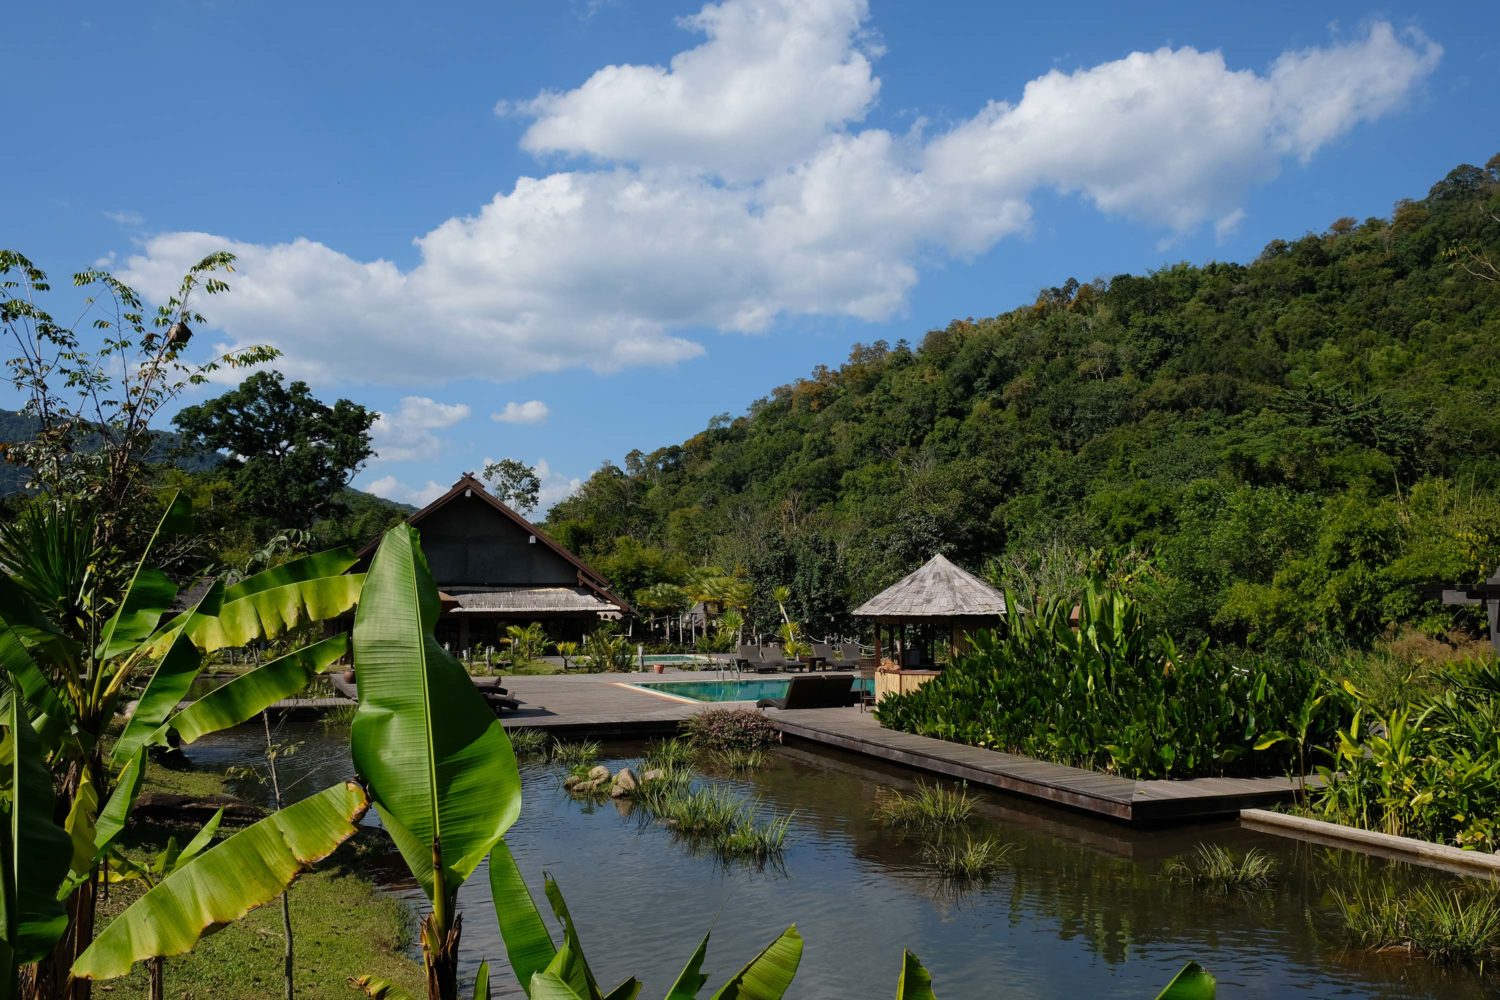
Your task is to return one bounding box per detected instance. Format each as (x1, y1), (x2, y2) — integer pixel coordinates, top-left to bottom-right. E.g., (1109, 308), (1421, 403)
(1334, 880), (1500, 966)
(874, 783), (975, 831)
(551, 739), (601, 766)
(921, 835), (1016, 883)
(1164, 844), (1279, 894)
(507, 727), (549, 757)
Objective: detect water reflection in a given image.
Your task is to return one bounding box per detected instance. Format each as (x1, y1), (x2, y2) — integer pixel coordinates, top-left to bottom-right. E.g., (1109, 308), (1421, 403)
(182, 723), (1495, 999)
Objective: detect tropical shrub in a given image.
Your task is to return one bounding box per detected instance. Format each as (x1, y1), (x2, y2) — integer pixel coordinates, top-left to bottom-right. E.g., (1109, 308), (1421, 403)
(680, 708), (779, 754)
(580, 626), (636, 673)
(876, 581), (1333, 779)
(1312, 658), (1500, 849)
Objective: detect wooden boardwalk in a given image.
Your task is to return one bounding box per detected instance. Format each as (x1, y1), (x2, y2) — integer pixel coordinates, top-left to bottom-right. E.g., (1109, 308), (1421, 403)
(325, 671), (1306, 825)
(771, 708), (1306, 824)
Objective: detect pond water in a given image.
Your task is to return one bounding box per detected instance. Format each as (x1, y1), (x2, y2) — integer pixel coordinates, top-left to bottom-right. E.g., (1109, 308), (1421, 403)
(183, 720), (1495, 999)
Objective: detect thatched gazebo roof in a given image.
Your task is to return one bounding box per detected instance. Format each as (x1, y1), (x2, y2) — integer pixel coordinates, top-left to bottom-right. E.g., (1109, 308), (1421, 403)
(852, 554), (1007, 623)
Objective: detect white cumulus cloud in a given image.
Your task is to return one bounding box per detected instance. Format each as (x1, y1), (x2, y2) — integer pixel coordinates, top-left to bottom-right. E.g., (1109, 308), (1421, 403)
(118, 3), (1440, 388)
(365, 475), (448, 508)
(493, 400), (550, 424)
(371, 395), (472, 462)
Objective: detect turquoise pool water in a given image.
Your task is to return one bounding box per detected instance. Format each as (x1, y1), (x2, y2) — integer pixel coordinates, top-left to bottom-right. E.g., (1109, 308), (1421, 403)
(637, 677), (872, 702)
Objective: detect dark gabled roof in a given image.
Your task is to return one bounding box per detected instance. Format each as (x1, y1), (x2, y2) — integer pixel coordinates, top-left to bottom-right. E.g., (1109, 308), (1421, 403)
(852, 553), (1006, 622)
(359, 473), (631, 614)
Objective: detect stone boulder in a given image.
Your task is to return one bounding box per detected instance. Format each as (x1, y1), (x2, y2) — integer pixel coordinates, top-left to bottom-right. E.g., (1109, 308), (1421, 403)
(610, 767), (639, 798)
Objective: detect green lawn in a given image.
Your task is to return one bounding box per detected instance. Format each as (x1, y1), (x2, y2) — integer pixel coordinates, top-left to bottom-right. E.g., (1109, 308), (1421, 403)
(92, 756), (426, 998)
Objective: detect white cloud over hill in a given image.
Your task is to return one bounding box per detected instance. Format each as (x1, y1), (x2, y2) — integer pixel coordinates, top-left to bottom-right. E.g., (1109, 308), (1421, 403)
(121, 1), (1440, 385)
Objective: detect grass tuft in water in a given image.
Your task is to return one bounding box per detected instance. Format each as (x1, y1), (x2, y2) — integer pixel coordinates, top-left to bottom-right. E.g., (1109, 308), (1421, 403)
(716, 810), (793, 861)
(507, 728), (549, 757)
(709, 748), (766, 771)
(319, 702), (358, 730)
(1164, 844), (1278, 894)
(1334, 880), (1500, 966)
(551, 739), (601, 766)
(654, 785), (746, 837)
(874, 782), (974, 831)
(643, 737), (696, 771)
(921, 834), (1016, 883)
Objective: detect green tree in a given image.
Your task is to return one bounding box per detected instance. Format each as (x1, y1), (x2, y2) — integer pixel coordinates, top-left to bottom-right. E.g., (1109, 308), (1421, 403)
(173, 372), (375, 530)
(482, 459), (542, 516)
(0, 249), (276, 560)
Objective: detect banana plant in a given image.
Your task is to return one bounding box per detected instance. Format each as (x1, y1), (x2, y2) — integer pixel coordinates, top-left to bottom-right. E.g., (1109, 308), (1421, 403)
(0, 493), (365, 997)
(350, 525), (520, 1000)
(488, 839), (802, 1000)
(70, 781), (369, 984)
(0, 692), (74, 1000)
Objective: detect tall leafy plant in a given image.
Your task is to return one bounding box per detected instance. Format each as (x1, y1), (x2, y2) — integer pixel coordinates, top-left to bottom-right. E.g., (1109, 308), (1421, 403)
(0, 495), (364, 997)
(351, 525), (520, 999)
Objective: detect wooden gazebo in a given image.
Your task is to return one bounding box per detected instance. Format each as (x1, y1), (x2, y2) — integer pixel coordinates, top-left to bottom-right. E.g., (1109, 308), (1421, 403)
(852, 554), (1007, 703)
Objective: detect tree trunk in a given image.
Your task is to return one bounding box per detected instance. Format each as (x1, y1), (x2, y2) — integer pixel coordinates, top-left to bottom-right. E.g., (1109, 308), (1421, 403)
(263, 714), (295, 1000)
(420, 910), (462, 1000)
(148, 957), (164, 1000)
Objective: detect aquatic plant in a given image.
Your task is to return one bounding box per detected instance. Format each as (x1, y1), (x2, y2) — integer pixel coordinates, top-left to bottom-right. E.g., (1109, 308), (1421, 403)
(506, 727), (549, 757)
(717, 810), (794, 861)
(1333, 878), (1500, 966)
(643, 737), (696, 770)
(874, 783), (975, 831)
(320, 701), (359, 730)
(920, 835), (1016, 883)
(681, 707), (779, 753)
(1163, 844), (1278, 894)
(551, 739), (601, 767)
(655, 785), (748, 838)
(709, 748), (767, 771)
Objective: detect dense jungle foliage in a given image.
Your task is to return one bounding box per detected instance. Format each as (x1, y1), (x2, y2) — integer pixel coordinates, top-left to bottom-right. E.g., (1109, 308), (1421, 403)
(874, 582), (1331, 780)
(546, 155), (1500, 652)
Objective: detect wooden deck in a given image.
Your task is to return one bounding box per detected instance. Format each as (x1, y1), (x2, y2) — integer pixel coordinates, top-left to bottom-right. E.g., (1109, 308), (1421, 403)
(770, 708), (1307, 824)
(326, 671), (1307, 825)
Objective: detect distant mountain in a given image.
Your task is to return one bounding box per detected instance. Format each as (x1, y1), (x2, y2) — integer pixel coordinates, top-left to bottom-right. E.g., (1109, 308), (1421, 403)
(0, 408), (222, 496)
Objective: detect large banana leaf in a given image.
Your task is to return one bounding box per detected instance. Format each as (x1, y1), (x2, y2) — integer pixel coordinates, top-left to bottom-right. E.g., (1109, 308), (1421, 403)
(161, 634), (347, 746)
(543, 877), (640, 1000)
(0, 613), (72, 751)
(708, 927), (801, 1000)
(1, 693), (73, 967)
(182, 574), (365, 652)
(488, 840), (557, 995)
(532, 972), (587, 1000)
(350, 525), (518, 902)
(351, 974), (417, 999)
(71, 780), (368, 980)
(1155, 963), (1215, 999)
(664, 934), (710, 1000)
(109, 582), (222, 768)
(224, 548), (359, 602)
(894, 951), (937, 1000)
(95, 492), (191, 660)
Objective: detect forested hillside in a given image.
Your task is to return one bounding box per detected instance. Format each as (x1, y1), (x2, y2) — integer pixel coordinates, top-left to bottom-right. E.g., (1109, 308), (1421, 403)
(546, 155), (1500, 651)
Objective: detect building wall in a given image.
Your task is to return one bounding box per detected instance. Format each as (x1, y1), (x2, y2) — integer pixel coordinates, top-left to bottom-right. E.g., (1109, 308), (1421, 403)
(418, 494), (578, 587)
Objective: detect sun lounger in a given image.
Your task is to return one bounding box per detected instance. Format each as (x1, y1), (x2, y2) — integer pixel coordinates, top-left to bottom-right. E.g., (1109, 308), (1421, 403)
(811, 642), (859, 671)
(735, 643), (778, 674)
(761, 643), (803, 672)
(756, 673), (858, 710)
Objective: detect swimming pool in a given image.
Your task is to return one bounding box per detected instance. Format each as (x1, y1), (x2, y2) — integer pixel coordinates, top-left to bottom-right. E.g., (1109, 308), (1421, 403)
(635, 677), (872, 703)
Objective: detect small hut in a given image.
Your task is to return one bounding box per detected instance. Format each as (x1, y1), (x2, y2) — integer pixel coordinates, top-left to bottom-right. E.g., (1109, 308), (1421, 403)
(852, 554), (1007, 703)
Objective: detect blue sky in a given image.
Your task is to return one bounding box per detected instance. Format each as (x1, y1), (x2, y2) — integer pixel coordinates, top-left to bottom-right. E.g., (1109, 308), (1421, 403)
(4, 1), (1495, 509)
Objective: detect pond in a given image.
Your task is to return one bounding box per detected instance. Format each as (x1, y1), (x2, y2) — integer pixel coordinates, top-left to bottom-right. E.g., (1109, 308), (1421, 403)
(184, 720), (1494, 999)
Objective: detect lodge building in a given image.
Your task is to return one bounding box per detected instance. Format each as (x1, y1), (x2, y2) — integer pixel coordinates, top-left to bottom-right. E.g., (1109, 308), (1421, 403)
(357, 473), (630, 651)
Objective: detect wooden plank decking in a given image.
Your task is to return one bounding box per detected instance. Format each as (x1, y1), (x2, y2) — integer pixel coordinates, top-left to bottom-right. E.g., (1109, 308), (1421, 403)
(325, 671), (1306, 825)
(770, 707), (1306, 824)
